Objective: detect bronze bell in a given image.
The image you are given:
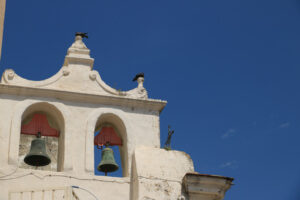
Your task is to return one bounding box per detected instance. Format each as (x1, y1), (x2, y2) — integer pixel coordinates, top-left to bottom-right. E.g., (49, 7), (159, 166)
(97, 147), (119, 175)
(24, 133), (51, 167)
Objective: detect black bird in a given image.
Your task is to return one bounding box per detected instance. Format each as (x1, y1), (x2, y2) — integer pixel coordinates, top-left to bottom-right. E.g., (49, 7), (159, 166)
(132, 73), (144, 82)
(75, 32), (88, 38)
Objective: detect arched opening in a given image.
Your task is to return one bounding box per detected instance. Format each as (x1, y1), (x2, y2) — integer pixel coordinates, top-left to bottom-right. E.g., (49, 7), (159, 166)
(93, 113), (128, 177)
(19, 102), (65, 172)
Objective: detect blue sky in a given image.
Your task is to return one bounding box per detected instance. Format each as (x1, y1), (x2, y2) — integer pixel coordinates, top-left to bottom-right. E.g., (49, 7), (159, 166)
(1, 0), (300, 199)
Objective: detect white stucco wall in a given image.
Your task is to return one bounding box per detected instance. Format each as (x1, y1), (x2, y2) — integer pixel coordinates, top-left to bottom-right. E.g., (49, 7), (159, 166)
(131, 147), (194, 200)
(0, 94), (161, 176)
(0, 94), (162, 199)
(1, 169), (130, 200)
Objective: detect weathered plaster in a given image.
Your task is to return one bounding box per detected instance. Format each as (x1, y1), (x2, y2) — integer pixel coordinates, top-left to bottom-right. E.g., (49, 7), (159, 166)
(183, 173), (234, 200)
(0, 169), (130, 200)
(131, 147), (195, 200)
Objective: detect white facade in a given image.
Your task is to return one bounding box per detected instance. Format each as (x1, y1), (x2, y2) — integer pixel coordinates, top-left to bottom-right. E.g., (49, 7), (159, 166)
(0, 35), (233, 200)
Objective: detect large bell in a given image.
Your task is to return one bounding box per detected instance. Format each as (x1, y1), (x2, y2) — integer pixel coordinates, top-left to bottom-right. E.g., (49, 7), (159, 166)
(97, 147), (119, 175)
(24, 136), (51, 167)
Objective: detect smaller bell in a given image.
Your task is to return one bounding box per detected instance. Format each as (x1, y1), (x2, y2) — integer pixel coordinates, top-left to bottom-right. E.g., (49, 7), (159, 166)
(24, 133), (51, 167)
(97, 147), (119, 175)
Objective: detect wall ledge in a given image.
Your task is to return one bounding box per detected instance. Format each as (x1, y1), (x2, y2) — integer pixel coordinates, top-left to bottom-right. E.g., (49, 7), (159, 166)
(183, 172), (234, 200)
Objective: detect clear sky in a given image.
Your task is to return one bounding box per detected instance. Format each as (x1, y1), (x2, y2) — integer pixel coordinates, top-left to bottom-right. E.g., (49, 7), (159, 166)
(1, 0), (300, 199)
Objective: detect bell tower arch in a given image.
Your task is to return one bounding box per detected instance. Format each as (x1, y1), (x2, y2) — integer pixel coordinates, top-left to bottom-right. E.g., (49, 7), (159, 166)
(85, 108), (129, 176)
(19, 102), (64, 171)
(8, 100), (73, 171)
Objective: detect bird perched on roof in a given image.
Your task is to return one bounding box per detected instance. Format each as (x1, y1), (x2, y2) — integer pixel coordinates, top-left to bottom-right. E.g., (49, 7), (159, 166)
(132, 73), (144, 82)
(75, 32), (88, 39)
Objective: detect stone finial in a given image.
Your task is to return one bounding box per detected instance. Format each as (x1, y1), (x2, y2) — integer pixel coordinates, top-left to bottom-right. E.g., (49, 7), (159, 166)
(69, 33), (88, 51)
(137, 76), (144, 88)
(127, 72), (148, 99)
(63, 32), (94, 69)
(133, 73), (144, 88)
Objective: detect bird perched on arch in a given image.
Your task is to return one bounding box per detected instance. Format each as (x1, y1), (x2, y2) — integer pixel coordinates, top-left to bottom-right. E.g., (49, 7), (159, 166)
(75, 32), (88, 39)
(132, 73), (144, 82)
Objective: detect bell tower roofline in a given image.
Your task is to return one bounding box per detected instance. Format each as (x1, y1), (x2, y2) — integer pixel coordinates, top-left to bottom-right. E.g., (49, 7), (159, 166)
(0, 34), (165, 108)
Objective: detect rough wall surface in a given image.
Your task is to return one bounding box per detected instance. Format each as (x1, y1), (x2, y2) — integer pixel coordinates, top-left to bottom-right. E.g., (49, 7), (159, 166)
(0, 0), (5, 59)
(132, 147), (194, 200)
(9, 187), (73, 200)
(1, 170), (130, 200)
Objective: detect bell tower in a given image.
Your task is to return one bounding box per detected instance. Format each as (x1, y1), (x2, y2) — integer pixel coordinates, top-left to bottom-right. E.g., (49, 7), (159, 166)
(0, 34), (234, 200)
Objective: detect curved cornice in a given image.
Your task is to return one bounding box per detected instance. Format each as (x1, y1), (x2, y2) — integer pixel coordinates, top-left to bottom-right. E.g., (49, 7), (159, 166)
(0, 35), (149, 100)
(1, 67), (69, 88)
(0, 84), (167, 113)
